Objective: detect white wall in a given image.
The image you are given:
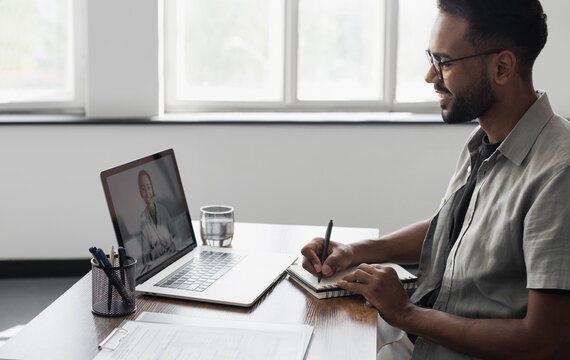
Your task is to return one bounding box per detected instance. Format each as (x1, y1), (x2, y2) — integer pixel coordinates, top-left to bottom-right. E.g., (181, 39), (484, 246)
(1, 0), (567, 261)
(85, 0), (159, 118)
(0, 123), (475, 260)
(533, 0), (570, 117)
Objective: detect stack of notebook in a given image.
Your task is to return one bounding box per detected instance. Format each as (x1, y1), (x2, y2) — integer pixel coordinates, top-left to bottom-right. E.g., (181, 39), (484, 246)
(287, 260), (417, 299)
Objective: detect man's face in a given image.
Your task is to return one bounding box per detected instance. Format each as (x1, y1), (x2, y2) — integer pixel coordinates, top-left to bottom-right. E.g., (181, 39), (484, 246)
(426, 13), (496, 124)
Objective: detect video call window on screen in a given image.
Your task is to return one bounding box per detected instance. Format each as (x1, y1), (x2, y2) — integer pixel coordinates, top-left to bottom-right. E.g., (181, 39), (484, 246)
(102, 151), (195, 278)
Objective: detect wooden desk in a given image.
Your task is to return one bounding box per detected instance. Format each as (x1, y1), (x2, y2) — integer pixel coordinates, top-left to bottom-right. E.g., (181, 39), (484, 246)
(0, 223), (380, 360)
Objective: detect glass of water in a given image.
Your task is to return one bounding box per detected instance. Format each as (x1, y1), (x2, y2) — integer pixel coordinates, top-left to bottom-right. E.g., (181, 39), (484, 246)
(200, 205), (234, 247)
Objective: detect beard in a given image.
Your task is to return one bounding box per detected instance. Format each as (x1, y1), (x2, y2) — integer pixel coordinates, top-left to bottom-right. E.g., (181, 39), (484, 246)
(437, 71), (496, 124)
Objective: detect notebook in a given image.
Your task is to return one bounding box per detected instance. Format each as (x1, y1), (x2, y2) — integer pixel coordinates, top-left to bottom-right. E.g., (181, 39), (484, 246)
(287, 260), (417, 299)
(100, 148), (296, 307)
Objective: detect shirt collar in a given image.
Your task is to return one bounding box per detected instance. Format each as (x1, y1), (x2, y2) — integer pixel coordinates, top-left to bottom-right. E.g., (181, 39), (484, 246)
(467, 91), (554, 166)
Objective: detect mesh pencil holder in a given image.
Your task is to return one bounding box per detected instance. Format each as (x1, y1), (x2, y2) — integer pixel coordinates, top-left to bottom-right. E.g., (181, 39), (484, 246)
(91, 256), (137, 317)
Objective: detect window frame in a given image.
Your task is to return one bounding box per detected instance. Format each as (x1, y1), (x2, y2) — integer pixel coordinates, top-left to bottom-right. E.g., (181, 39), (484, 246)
(164, 0), (440, 114)
(0, 0), (86, 114)
(0, 0), (441, 119)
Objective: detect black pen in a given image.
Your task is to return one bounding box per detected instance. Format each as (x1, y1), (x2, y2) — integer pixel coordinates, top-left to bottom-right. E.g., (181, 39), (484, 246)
(118, 246), (127, 285)
(318, 220), (333, 283)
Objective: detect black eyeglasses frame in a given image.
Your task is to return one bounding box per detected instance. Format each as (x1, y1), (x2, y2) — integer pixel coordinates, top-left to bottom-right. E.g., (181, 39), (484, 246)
(426, 49), (502, 80)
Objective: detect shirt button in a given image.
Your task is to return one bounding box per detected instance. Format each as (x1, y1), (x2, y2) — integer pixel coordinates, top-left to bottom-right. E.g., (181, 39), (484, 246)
(467, 165), (472, 174)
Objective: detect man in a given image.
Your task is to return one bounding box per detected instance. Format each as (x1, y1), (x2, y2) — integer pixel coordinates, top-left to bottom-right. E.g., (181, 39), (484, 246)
(302, 0), (570, 358)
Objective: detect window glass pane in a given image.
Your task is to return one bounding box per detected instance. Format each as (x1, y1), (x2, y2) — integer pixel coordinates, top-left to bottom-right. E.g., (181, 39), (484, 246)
(395, 0), (438, 103)
(0, 0), (74, 103)
(297, 0), (384, 101)
(172, 0), (284, 102)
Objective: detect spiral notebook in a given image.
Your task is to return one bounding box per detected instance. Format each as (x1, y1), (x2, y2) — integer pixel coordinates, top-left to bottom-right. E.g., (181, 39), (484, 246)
(287, 260), (417, 299)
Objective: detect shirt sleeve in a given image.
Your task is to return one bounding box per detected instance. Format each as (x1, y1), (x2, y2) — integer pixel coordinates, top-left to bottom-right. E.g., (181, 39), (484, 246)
(524, 165), (570, 290)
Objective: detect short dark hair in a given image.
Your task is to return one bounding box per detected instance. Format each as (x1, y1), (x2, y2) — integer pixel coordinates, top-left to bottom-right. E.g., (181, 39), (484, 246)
(437, 0), (547, 79)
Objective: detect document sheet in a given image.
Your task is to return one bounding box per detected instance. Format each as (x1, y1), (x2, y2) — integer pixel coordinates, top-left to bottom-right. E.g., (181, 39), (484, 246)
(94, 313), (313, 360)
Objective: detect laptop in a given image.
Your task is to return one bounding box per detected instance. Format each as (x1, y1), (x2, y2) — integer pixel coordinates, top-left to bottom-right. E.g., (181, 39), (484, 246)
(100, 148), (296, 307)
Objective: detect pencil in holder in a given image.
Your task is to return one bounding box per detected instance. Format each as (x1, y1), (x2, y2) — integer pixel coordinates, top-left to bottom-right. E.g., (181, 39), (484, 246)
(91, 256), (137, 316)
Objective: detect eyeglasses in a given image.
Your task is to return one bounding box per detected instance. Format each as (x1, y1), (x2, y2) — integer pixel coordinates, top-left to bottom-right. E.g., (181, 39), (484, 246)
(426, 49), (502, 80)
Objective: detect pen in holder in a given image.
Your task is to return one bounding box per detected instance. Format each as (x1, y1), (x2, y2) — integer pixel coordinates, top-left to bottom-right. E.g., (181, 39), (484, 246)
(91, 256), (137, 317)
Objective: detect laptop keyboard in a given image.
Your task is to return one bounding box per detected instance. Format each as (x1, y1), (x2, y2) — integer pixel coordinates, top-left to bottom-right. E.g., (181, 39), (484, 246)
(155, 251), (245, 292)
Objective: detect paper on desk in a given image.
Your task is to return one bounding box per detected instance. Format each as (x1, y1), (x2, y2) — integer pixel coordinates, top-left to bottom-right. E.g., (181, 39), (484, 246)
(94, 313), (313, 360)
(137, 312), (313, 357)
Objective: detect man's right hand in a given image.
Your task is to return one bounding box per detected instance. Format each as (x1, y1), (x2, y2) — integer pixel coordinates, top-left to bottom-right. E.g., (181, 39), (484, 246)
(301, 238), (355, 278)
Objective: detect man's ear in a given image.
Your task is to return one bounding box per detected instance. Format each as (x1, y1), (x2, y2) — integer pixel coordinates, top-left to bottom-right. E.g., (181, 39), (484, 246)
(494, 50), (517, 85)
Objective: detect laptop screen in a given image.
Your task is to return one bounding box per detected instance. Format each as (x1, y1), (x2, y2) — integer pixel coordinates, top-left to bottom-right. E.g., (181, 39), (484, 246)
(101, 149), (197, 282)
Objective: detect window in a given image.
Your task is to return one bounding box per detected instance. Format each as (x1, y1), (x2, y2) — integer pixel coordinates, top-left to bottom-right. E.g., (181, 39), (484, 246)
(297, 0), (383, 102)
(164, 0), (438, 113)
(396, 0), (439, 104)
(0, 0), (81, 111)
(1, 0), (439, 118)
(165, 0), (284, 103)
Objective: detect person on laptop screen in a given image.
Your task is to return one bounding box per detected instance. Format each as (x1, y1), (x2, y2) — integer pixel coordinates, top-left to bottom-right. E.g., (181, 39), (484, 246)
(138, 170), (177, 265)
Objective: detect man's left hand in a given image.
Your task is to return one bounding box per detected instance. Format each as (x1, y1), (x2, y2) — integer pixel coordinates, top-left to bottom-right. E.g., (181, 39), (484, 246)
(338, 263), (413, 327)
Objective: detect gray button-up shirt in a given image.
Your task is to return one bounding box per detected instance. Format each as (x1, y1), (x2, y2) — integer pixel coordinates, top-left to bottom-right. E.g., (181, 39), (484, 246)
(410, 92), (570, 359)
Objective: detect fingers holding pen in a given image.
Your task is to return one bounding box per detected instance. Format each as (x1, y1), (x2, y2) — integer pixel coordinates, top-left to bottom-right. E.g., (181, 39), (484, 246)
(301, 238), (353, 277)
(301, 237), (327, 275)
